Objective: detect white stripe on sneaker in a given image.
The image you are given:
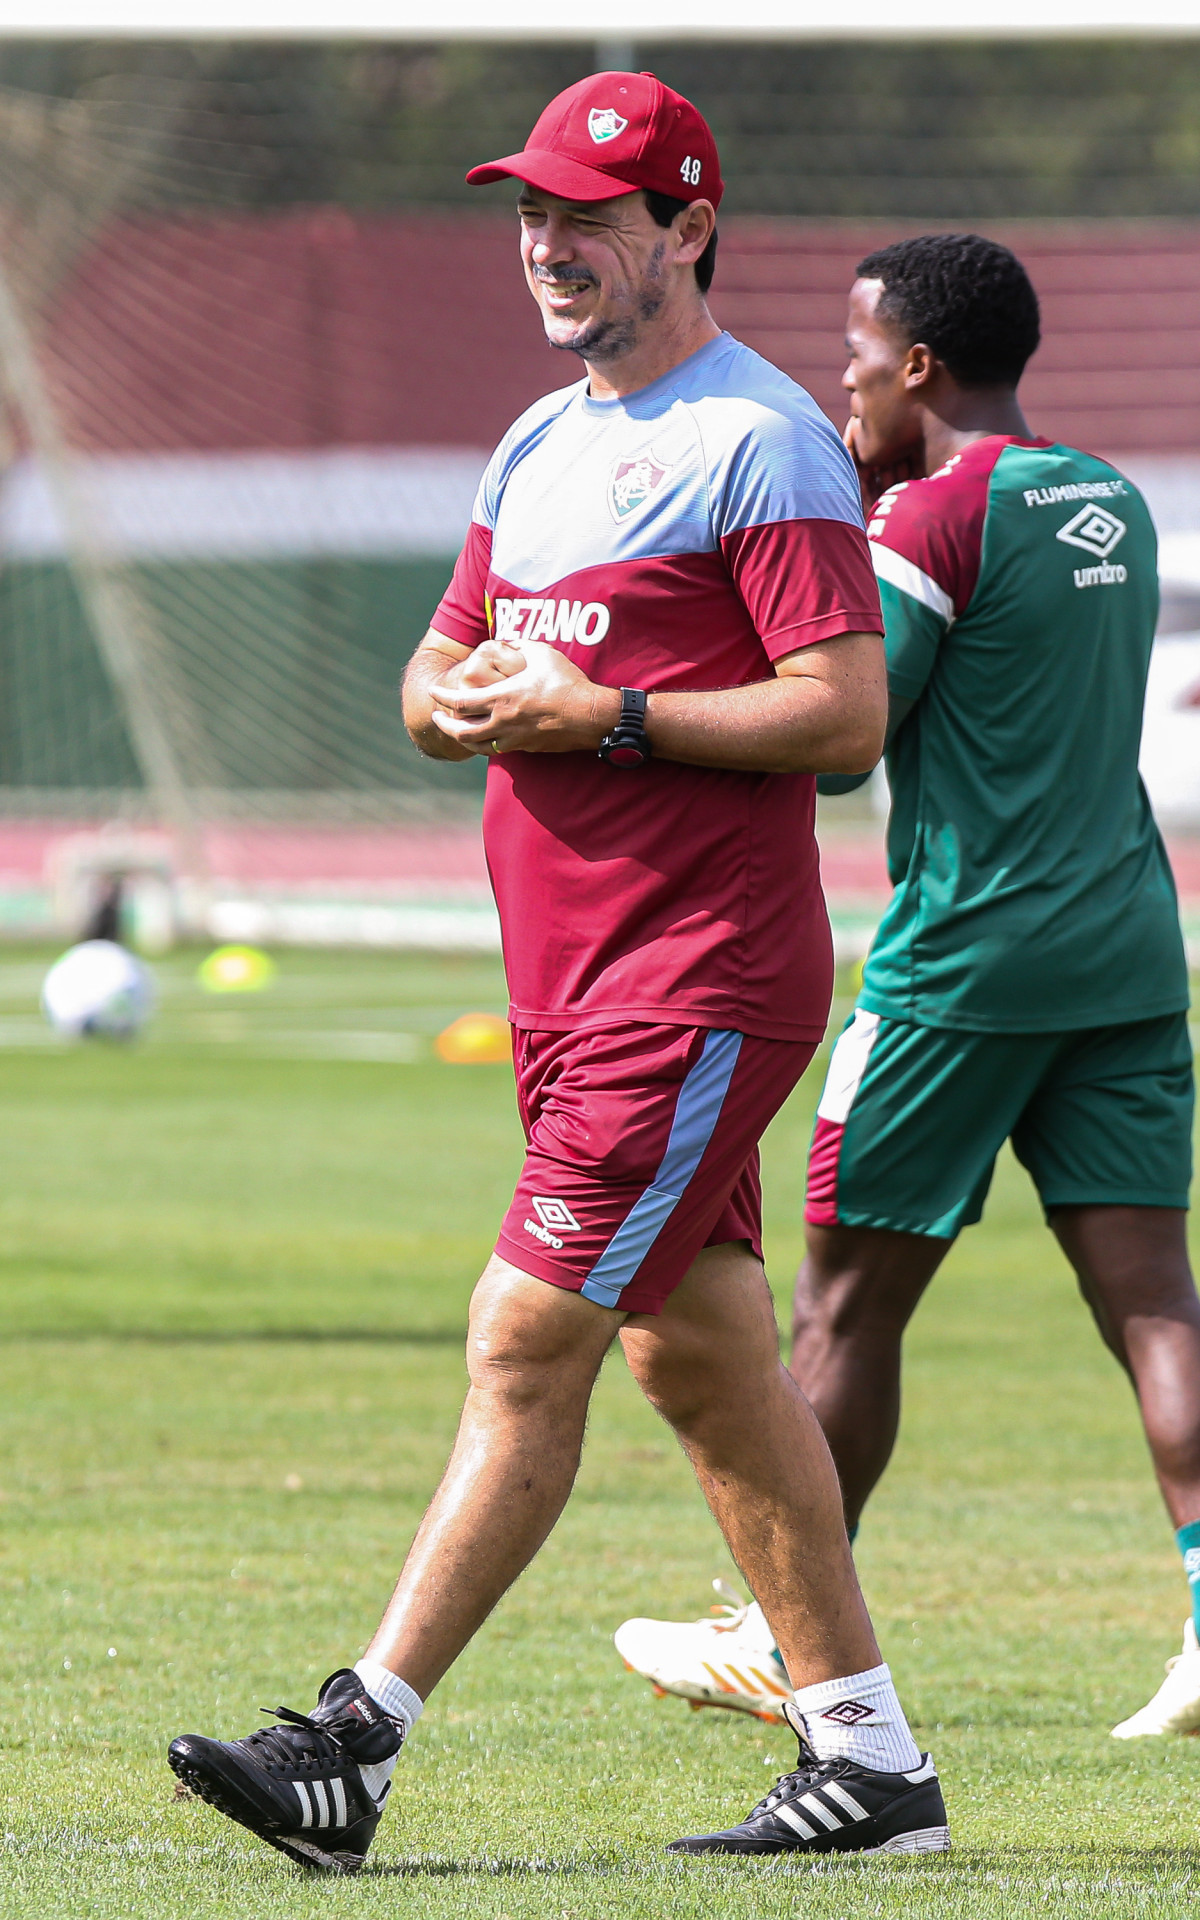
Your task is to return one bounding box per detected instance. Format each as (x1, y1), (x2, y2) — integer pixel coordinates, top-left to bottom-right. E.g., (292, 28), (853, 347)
(799, 1792), (843, 1830)
(774, 1804), (818, 1840)
(330, 1776), (348, 1827)
(293, 1781), (313, 1827)
(823, 1782), (868, 1821)
(311, 1779), (330, 1826)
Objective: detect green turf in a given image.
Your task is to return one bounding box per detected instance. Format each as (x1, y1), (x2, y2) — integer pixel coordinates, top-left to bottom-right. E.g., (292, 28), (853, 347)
(0, 946), (1198, 1917)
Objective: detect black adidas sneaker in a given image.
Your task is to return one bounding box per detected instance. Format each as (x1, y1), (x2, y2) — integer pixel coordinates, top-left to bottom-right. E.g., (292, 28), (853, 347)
(167, 1669), (405, 1873)
(668, 1703), (949, 1856)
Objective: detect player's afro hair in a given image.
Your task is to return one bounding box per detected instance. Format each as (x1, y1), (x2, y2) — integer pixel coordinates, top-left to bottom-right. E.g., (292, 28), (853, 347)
(856, 233), (1040, 388)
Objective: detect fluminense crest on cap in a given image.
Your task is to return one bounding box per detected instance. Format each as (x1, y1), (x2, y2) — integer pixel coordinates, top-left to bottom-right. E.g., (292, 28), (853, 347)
(587, 107), (628, 144)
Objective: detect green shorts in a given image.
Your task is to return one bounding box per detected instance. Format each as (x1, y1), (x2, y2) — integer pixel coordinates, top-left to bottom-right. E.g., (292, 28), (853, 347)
(805, 1008), (1194, 1239)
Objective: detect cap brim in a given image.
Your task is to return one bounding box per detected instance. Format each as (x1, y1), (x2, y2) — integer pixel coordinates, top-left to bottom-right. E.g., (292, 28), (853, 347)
(465, 148), (642, 202)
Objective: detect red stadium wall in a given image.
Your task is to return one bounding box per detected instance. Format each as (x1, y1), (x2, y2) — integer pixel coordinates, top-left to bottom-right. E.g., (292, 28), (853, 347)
(42, 210), (1200, 459)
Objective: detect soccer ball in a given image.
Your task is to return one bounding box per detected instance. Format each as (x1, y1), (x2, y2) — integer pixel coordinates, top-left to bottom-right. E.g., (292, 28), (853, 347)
(41, 939), (155, 1041)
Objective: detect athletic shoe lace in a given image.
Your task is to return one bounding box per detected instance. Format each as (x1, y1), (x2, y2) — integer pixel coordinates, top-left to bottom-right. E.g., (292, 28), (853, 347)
(242, 1699), (404, 1775)
(703, 1578), (755, 1631)
(240, 1708), (345, 1775)
(750, 1738), (852, 1819)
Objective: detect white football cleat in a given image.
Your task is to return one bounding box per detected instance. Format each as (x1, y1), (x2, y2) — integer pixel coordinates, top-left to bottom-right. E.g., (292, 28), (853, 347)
(614, 1580), (793, 1723)
(1111, 1620), (1200, 1738)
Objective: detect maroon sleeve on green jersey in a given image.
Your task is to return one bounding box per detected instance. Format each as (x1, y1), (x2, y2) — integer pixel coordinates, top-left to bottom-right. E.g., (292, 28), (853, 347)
(867, 438), (1037, 701)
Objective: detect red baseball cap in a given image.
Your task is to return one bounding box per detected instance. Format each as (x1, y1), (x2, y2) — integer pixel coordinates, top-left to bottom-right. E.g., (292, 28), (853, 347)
(466, 71), (723, 210)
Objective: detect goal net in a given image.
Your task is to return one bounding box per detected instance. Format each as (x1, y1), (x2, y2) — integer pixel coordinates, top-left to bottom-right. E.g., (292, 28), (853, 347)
(0, 73), (494, 949)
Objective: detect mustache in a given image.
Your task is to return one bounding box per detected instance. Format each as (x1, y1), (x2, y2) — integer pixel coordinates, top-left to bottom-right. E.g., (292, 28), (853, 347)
(532, 265), (599, 288)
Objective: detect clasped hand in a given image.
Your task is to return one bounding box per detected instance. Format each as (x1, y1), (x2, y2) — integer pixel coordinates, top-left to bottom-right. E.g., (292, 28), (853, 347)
(430, 640), (614, 756)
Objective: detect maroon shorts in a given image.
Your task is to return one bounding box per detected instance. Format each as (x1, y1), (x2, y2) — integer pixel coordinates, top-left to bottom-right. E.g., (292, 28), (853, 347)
(496, 1022), (816, 1315)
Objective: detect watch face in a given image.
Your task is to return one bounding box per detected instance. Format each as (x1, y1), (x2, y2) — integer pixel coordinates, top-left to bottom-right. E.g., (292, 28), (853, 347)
(607, 743), (646, 768)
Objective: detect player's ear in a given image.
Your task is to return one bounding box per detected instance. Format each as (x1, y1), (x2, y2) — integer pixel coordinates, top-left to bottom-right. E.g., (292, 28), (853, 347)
(674, 200), (716, 266)
(903, 343), (938, 392)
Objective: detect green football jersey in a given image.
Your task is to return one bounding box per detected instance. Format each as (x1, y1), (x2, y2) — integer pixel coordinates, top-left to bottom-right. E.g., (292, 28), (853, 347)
(859, 435), (1189, 1032)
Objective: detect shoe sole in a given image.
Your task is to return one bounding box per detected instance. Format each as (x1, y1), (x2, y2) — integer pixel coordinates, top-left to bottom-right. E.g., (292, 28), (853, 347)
(669, 1824), (951, 1858)
(167, 1746), (361, 1875)
(626, 1668), (785, 1724)
(867, 1826), (951, 1854)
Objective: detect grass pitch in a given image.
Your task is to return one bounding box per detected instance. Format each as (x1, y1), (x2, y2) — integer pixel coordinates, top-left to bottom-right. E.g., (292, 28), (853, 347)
(0, 946), (1198, 1918)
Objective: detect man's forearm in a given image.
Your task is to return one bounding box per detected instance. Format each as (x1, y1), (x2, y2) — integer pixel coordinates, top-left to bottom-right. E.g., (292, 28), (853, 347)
(644, 676), (881, 776)
(403, 646), (475, 762)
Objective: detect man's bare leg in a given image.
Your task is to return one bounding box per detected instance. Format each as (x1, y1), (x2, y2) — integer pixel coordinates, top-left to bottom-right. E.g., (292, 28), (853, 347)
(366, 1255), (619, 1698)
(790, 1224), (951, 1529)
(371, 1243), (879, 1699)
(621, 1242), (879, 1686)
(1051, 1206), (1200, 1527)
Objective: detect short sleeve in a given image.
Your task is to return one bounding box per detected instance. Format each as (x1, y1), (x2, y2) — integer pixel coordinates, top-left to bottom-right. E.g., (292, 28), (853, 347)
(866, 457), (992, 701)
(722, 519), (883, 660)
(431, 522), (493, 650)
(714, 404), (882, 657)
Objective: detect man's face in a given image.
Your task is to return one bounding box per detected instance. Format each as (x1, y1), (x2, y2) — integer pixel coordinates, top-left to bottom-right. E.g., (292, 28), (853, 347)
(518, 187), (675, 363)
(842, 277), (923, 468)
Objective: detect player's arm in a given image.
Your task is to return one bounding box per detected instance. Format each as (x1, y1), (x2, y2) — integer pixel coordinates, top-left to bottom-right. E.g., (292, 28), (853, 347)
(641, 630), (887, 773)
(818, 692), (914, 795)
(426, 629), (887, 775)
(403, 633), (476, 762)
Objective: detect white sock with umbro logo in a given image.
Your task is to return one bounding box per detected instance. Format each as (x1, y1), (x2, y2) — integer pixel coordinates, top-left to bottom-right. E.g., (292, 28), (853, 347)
(790, 1662), (922, 1774)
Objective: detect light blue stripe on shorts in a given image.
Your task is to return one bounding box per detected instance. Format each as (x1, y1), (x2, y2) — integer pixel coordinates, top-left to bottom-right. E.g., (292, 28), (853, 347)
(580, 1027), (744, 1311)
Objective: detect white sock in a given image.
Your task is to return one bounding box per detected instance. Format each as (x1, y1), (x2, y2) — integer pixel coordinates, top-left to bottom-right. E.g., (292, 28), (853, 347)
(790, 1663), (922, 1773)
(352, 1659), (424, 1806)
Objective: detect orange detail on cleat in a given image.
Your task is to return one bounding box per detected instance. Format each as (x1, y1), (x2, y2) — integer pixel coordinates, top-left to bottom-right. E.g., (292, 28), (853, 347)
(701, 1662), (740, 1695)
(688, 1698), (705, 1710)
(622, 1660), (634, 1671)
(724, 1665), (757, 1694)
(651, 1684), (667, 1698)
(749, 1666), (792, 1699)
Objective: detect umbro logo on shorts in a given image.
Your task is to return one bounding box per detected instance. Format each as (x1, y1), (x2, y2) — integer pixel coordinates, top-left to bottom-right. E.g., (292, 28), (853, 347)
(532, 1196), (581, 1232)
(820, 1699), (878, 1725)
(524, 1195), (582, 1251)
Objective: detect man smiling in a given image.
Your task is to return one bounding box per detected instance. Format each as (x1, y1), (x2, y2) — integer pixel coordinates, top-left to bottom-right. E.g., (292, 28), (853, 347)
(167, 75), (949, 1870)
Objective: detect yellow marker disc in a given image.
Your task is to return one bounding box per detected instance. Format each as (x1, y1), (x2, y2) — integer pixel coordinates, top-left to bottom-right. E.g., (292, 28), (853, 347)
(197, 945), (277, 994)
(435, 1012), (511, 1064)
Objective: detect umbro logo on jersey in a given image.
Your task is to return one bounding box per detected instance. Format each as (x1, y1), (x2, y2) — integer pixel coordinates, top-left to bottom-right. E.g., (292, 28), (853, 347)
(524, 1194), (582, 1251)
(532, 1195), (581, 1232)
(820, 1699), (879, 1725)
(1055, 504), (1126, 559)
(587, 107), (628, 143)
(492, 597), (610, 647)
(609, 451), (671, 521)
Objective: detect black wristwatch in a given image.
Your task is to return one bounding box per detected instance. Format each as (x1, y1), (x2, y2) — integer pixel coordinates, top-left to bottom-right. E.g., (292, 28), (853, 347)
(598, 688), (652, 769)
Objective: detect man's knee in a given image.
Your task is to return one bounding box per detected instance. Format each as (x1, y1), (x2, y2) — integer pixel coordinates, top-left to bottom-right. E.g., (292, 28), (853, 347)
(795, 1226), (946, 1342)
(464, 1256), (618, 1405)
(621, 1247), (780, 1428)
(1054, 1206), (1200, 1326)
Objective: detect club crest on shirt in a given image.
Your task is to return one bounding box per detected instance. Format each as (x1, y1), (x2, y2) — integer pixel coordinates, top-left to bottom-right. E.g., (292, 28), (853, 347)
(609, 450), (671, 521)
(587, 107), (628, 143)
